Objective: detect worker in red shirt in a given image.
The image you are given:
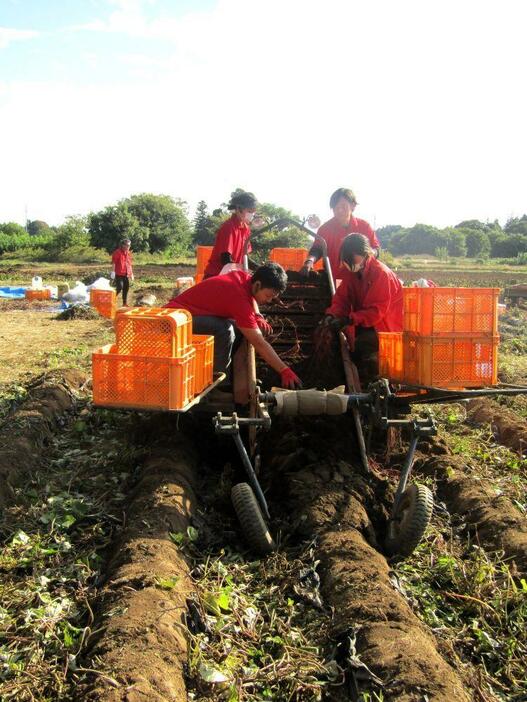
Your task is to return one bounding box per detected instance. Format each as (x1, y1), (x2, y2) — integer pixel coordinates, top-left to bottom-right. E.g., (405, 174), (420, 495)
(204, 191), (258, 278)
(111, 238), (134, 306)
(321, 234), (403, 385)
(165, 262), (302, 389)
(301, 188), (380, 283)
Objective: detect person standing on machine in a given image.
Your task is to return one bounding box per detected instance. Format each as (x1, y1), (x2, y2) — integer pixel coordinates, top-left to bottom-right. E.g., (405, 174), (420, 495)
(300, 188), (379, 283)
(204, 191), (258, 278)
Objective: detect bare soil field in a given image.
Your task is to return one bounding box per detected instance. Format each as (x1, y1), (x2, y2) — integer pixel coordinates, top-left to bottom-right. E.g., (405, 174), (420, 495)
(0, 262), (526, 701)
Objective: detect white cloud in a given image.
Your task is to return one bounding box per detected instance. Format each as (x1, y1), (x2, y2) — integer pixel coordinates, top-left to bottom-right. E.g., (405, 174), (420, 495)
(0, 26), (39, 49)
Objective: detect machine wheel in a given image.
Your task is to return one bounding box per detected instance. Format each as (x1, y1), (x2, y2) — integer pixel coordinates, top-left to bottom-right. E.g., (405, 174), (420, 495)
(385, 483), (433, 558)
(231, 483), (275, 555)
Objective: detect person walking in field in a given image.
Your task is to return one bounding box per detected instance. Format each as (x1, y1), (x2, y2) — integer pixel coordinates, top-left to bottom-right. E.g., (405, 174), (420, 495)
(111, 238), (134, 306)
(204, 191), (259, 278)
(301, 187), (380, 283)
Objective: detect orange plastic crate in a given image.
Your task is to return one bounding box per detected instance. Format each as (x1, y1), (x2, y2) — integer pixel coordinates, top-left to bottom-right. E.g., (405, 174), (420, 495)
(269, 247), (324, 272)
(269, 248), (308, 271)
(195, 273), (204, 285)
(196, 245), (213, 276)
(192, 334), (214, 394)
(403, 287), (499, 336)
(92, 344), (196, 410)
(402, 334), (498, 388)
(115, 307), (192, 358)
(378, 332), (403, 382)
(25, 288), (51, 301)
(90, 288), (116, 319)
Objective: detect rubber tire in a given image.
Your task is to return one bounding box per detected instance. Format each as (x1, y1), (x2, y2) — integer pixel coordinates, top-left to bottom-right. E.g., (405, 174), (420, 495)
(231, 482), (275, 555)
(385, 483), (434, 558)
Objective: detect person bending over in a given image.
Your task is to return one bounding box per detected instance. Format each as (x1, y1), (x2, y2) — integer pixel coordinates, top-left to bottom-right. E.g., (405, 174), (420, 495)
(165, 262), (302, 389)
(321, 234), (402, 385)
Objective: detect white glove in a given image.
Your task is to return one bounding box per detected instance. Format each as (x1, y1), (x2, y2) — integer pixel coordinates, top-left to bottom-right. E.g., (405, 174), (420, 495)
(219, 263), (244, 275)
(110, 271), (115, 280)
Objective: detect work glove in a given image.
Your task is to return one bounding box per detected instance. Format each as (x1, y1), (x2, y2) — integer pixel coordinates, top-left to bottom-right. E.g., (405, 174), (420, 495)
(280, 366), (303, 389)
(320, 314), (349, 330)
(256, 315), (273, 336)
(110, 271), (115, 281)
(130, 273), (134, 282)
(300, 259), (314, 278)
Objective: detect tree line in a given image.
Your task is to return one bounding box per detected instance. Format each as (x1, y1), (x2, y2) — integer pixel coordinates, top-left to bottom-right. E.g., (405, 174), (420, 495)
(0, 191), (310, 263)
(377, 217), (527, 260)
(1, 191), (526, 263)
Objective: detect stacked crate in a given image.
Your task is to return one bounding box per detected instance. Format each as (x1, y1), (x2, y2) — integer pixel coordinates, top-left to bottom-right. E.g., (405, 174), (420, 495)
(379, 288), (500, 388)
(92, 307), (215, 410)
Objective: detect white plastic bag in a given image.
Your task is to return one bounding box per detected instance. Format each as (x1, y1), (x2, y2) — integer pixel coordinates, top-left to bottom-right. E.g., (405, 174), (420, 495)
(62, 281), (89, 304)
(88, 277), (112, 290)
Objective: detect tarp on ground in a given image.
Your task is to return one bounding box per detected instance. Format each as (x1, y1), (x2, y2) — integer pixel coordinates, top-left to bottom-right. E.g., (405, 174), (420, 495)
(0, 286), (27, 299)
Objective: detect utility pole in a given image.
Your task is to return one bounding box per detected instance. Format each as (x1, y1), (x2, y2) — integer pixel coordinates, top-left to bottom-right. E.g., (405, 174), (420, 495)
(24, 204), (29, 232)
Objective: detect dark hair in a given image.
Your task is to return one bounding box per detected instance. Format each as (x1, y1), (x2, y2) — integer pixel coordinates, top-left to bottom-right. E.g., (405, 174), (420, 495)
(228, 191), (258, 211)
(252, 262), (287, 293)
(339, 234), (372, 264)
(329, 188), (357, 209)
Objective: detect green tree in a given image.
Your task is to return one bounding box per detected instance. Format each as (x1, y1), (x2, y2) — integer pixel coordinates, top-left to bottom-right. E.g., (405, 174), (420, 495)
(46, 216), (90, 257)
(376, 225), (403, 247)
(504, 215), (527, 236)
(193, 200), (216, 245)
(445, 228), (467, 257)
(463, 228), (491, 258)
(0, 222), (27, 238)
(27, 220), (51, 236)
(89, 205), (143, 253)
(388, 224), (447, 256)
(251, 201), (309, 260)
(124, 193), (191, 254)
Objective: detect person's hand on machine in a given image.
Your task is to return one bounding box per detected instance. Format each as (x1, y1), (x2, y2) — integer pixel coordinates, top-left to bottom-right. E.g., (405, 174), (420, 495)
(280, 366), (302, 389)
(256, 314), (273, 336)
(300, 258), (315, 278)
(319, 314), (349, 331)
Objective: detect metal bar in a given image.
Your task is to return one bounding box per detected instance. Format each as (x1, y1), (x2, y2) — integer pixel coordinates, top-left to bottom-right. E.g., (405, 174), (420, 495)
(391, 434), (419, 517)
(339, 332), (369, 473)
(232, 432), (271, 520)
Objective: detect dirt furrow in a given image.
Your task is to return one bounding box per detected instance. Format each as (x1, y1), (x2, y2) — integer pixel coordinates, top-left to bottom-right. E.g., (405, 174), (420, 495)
(79, 431), (198, 702)
(467, 397), (527, 454)
(262, 416), (472, 701)
(418, 452), (527, 572)
(0, 370), (85, 509)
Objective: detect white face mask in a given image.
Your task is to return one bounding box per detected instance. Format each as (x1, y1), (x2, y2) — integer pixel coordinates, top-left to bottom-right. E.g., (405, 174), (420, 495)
(350, 262), (362, 273)
(244, 212), (255, 223)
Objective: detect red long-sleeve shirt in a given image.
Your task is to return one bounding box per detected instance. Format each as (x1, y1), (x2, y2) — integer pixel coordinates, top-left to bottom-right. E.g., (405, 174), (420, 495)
(311, 216), (380, 283)
(111, 248), (133, 277)
(326, 257), (403, 332)
(204, 214), (252, 277)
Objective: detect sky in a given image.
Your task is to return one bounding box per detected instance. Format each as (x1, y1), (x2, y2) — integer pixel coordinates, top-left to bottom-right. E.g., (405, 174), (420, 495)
(0, 0), (525, 230)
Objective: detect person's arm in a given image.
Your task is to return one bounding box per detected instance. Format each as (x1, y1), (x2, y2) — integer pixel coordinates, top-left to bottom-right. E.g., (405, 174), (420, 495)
(326, 277), (352, 318)
(239, 327), (301, 388)
(349, 273), (392, 328)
